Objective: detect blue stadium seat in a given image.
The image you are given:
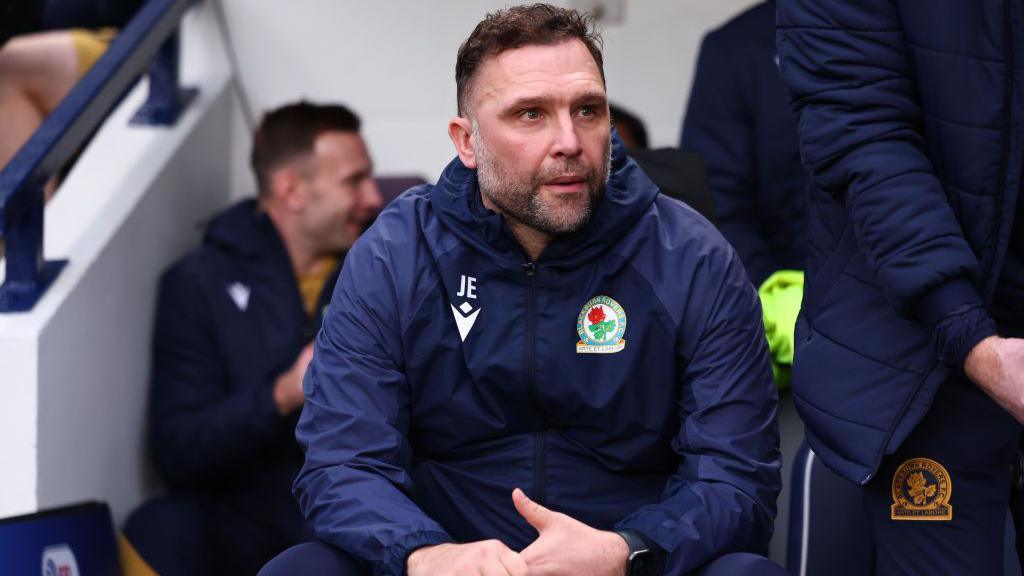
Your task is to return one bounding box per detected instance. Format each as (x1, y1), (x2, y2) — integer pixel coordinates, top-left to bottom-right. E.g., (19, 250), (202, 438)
(0, 501), (122, 576)
(375, 175), (428, 206)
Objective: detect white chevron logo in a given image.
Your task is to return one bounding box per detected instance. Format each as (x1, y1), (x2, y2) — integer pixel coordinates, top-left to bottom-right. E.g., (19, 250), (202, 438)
(450, 301), (480, 342)
(226, 282), (250, 312)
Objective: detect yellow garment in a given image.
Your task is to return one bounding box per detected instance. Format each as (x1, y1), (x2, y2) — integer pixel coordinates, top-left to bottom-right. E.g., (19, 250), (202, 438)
(69, 27), (117, 74)
(758, 269), (805, 388)
(118, 533), (158, 576)
(298, 256), (339, 317)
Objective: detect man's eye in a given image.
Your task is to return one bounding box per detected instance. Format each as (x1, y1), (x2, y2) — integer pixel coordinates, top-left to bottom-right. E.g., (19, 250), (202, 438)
(521, 109), (542, 121)
(579, 105), (597, 117)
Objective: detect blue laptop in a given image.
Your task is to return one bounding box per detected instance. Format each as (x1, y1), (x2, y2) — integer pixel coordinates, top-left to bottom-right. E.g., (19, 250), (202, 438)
(0, 501), (121, 576)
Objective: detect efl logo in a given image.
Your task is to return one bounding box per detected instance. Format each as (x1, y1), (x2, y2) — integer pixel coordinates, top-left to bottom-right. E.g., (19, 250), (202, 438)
(41, 544), (79, 576)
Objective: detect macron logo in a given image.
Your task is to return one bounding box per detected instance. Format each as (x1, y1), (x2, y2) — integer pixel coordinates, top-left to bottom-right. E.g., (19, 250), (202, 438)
(452, 274), (480, 341)
(451, 301), (481, 342)
(227, 282), (250, 312)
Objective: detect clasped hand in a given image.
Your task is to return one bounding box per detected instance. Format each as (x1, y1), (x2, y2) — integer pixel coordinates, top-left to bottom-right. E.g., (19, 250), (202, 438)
(406, 488), (628, 576)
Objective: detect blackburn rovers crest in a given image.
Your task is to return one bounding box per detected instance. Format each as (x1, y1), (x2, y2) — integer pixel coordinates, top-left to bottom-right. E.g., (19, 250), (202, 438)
(576, 295), (626, 354)
(891, 457), (952, 521)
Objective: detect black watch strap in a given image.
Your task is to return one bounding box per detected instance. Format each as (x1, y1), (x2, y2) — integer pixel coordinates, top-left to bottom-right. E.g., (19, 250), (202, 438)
(616, 530), (653, 576)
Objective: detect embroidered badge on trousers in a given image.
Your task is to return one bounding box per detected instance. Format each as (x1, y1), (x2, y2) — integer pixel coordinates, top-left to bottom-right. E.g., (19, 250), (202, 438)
(891, 457), (952, 521)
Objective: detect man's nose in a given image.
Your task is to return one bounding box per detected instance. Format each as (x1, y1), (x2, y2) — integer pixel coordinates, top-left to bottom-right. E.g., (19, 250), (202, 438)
(360, 178), (383, 216)
(551, 112), (582, 158)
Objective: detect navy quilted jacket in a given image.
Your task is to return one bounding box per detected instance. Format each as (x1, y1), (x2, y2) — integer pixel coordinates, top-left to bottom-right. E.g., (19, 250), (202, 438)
(293, 136), (781, 575)
(777, 0), (1019, 484)
(682, 0), (805, 287)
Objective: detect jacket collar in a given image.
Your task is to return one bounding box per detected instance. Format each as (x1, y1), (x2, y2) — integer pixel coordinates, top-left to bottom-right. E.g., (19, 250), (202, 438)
(203, 198), (295, 277)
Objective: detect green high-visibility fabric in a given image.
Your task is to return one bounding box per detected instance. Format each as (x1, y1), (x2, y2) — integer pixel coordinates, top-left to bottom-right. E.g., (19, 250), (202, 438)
(759, 270), (804, 387)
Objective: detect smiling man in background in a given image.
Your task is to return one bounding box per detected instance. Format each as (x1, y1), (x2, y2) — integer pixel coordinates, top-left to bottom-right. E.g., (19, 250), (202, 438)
(262, 5), (783, 576)
(122, 101), (382, 576)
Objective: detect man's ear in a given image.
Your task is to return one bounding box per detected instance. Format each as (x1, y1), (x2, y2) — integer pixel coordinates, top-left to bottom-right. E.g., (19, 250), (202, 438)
(448, 116), (478, 169)
(269, 166), (306, 212)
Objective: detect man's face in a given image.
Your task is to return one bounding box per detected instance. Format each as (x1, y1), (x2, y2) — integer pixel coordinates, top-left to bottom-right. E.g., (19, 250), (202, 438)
(298, 130), (381, 252)
(465, 39), (611, 236)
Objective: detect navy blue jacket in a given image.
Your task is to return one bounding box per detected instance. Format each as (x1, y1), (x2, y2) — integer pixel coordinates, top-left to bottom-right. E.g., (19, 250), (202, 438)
(294, 136), (781, 575)
(777, 0), (1019, 484)
(41, 0), (143, 30)
(1, 0), (142, 46)
(149, 199), (337, 500)
(682, 0), (805, 287)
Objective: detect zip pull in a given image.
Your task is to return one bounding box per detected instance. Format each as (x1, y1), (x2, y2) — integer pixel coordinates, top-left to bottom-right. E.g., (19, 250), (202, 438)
(522, 262), (536, 277)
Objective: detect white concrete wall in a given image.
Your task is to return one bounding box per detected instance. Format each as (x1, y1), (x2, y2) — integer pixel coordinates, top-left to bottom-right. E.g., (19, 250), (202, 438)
(0, 337), (38, 516)
(219, 0), (760, 194)
(0, 3), (240, 522)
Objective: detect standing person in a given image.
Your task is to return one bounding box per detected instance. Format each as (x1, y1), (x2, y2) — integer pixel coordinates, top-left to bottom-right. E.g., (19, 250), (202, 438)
(682, 0), (803, 290)
(262, 5), (784, 576)
(123, 101), (382, 575)
(778, 1), (1024, 573)
(682, 0), (805, 384)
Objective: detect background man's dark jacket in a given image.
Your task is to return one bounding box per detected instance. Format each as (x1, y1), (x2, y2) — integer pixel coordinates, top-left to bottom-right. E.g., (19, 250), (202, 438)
(682, 0), (805, 287)
(150, 199), (338, 518)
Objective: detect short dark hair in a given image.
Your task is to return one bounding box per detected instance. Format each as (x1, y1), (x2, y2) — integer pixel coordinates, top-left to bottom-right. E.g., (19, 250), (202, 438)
(250, 101), (361, 196)
(455, 3), (604, 116)
(609, 103), (648, 149)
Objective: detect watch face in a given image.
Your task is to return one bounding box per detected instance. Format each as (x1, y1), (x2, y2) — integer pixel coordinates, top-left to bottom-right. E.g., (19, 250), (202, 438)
(628, 549), (652, 576)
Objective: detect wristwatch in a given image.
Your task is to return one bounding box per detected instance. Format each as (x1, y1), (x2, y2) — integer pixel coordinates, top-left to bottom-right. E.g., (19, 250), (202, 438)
(616, 530), (653, 576)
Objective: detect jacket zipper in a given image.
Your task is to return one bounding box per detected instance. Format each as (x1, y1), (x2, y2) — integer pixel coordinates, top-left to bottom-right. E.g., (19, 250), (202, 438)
(989, 0), (1014, 294)
(991, 1), (1015, 286)
(523, 261), (546, 504)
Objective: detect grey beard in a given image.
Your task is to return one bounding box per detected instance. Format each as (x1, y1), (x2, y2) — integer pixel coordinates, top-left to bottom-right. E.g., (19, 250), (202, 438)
(474, 122), (611, 237)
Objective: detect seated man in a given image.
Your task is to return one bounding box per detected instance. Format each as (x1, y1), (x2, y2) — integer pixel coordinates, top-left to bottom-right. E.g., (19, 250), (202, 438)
(123, 101), (382, 575)
(264, 6), (782, 576)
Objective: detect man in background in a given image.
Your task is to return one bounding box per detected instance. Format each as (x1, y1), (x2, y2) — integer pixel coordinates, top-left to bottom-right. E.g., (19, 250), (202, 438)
(123, 101), (382, 575)
(681, 0), (805, 385)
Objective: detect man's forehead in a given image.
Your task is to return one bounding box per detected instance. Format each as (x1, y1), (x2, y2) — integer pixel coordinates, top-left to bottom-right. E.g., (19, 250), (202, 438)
(312, 131), (371, 173)
(314, 130), (365, 156)
(472, 39), (605, 108)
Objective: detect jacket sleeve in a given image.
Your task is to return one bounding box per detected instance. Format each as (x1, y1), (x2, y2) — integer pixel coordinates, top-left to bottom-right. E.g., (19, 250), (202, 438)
(776, 0), (996, 367)
(148, 265), (292, 488)
(615, 242), (782, 575)
(682, 32), (778, 286)
(293, 239), (452, 576)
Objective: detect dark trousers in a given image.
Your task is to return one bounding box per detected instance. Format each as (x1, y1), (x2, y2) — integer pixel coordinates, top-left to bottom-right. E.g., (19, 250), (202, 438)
(1011, 433), (1024, 570)
(861, 374), (1021, 575)
(123, 492), (313, 576)
(258, 541), (787, 576)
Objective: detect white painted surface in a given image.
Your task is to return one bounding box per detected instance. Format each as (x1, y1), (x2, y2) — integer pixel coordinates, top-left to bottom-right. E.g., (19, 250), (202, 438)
(218, 0), (760, 188)
(0, 3), (240, 522)
(0, 337), (38, 518)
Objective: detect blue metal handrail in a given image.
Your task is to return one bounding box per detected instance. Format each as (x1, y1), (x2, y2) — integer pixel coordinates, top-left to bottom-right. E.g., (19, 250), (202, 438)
(0, 0), (198, 312)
